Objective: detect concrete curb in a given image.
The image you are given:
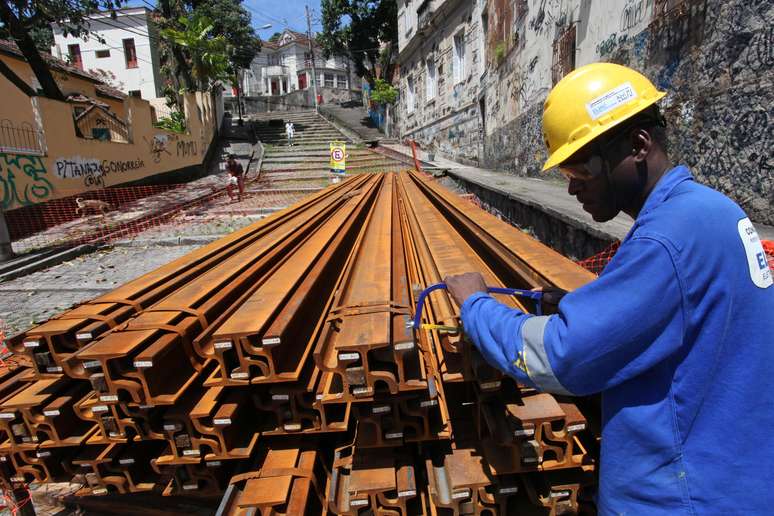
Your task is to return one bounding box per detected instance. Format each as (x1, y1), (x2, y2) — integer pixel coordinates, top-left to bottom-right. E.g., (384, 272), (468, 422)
(0, 244), (104, 283)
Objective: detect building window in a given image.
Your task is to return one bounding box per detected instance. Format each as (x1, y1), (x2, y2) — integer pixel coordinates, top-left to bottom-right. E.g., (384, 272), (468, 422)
(123, 38), (138, 69)
(68, 44), (82, 70)
(425, 59), (436, 101)
(128, 90), (142, 98)
(298, 72), (308, 90)
(337, 74), (347, 89)
(453, 31), (466, 83)
(552, 24), (576, 85)
(407, 75), (415, 113)
(95, 49), (110, 58)
(324, 73), (335, 88)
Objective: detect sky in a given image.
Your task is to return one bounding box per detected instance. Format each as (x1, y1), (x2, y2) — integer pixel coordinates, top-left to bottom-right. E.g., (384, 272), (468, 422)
(244, 0), (324, 35)
(125, 0), (323, 35)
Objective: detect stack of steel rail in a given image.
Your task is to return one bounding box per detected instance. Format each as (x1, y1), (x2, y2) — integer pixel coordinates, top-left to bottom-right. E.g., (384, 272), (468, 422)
(2, 171), (599, 515)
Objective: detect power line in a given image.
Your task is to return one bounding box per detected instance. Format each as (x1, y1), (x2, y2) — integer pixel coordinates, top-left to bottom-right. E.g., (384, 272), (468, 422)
(95, 16), (159, 42)
(102, 12), (152, 37)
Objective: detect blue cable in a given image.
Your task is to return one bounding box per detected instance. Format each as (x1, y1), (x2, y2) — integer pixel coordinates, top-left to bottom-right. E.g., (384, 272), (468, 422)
(413, 282), (543, 330)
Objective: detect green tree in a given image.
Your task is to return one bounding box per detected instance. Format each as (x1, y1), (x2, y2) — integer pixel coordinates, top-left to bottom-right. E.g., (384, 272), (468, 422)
(155, 0), (259, 107)
(160, 12), (231, 91)
(268, 31), (282, 42)
(369, 78), (397, 104)
(318, 0), (398, 86)
(0, 0), (124, 100)
(186, 0), (260, 69)
(0, 24), (53, 52)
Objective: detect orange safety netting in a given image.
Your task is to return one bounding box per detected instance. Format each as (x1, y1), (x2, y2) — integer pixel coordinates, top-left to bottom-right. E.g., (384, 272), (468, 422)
(763, 240), (774, 271)
(6, 176), (326, 255)
(576, 241), (621, 275)
(6, 184), (179, 241)
(578, 240), (774, 276)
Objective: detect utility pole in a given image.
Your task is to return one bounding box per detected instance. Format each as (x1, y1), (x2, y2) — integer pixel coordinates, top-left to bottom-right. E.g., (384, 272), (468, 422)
(235, 69), (244, 126)
(305, 5), (320, 111)
(0, 210), (14, 262)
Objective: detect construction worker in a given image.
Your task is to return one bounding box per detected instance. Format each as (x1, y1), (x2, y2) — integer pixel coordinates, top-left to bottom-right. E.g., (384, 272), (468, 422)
(445, 63), (774, 514)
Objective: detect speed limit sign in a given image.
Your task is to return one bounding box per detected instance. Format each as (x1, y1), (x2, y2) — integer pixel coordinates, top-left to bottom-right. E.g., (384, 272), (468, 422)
(330, 141), (346, 173)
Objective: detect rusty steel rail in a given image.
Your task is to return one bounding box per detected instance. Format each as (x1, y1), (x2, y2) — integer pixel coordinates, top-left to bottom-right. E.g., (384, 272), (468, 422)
(196, 175), (382, 386)
(216, 443), (326, 515)
(74, 178), (373, 407)
(480, 388), (591, 474)
(327, 444), (427, 515)
(8, 176), (369, 380)
(314, 175), (432, 400)
(0, 170), (601, 512)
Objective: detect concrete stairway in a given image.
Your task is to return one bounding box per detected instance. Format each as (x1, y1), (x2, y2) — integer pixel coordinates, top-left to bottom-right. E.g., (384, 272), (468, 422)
(253, 110), (406, 185)
(251, 110), (347, 147)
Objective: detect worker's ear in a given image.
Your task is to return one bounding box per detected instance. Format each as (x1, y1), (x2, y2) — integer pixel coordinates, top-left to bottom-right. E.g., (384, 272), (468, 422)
(631, 128), (651, 163)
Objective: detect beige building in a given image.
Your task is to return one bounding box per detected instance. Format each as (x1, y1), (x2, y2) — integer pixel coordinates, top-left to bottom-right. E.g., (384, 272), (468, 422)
(397, 0), (487, 164)
(0, 39), (222, 211)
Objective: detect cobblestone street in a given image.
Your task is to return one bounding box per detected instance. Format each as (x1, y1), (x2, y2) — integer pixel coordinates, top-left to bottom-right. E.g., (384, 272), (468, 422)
(0, 243), (202, 335)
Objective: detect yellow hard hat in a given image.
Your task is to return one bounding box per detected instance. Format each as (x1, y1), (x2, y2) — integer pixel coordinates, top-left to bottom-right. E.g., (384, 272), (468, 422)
(541, 62), (666, 171)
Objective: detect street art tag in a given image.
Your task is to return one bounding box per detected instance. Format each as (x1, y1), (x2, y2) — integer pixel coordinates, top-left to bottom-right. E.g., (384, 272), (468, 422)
(737, 217), (772, 289)
(0, 153), (54, 209)
(586, 82), (637, 120)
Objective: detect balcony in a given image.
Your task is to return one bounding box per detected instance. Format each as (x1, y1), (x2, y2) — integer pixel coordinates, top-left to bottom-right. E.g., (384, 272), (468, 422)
(265, 65), (288, 77)
(418, 1), (434, 31)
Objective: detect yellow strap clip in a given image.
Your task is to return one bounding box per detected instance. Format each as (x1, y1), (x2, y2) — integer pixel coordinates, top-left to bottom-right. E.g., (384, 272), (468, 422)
(420, 323), (463, 334)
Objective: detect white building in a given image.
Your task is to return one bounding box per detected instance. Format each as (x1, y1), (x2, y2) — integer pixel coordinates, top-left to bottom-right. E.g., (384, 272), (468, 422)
(241, 29), (356, 98)
(51, 7), (163, 100)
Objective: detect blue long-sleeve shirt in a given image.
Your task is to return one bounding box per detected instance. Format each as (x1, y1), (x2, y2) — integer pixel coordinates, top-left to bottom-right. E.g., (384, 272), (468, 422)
(460, 166), (774, 514)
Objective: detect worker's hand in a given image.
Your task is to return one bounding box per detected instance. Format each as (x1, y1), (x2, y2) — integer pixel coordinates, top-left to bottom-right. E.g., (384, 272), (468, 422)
(532, 286), (568, 314)
(444, 272), (488, 307)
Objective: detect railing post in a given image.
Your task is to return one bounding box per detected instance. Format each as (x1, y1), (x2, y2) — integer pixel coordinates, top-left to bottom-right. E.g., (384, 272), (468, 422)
(0, 209), (14, 262)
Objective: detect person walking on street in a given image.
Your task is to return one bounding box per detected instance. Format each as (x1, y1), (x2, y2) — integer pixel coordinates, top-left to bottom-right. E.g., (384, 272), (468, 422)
(225, 153), (245, 202)
(444, 63), (774, 515)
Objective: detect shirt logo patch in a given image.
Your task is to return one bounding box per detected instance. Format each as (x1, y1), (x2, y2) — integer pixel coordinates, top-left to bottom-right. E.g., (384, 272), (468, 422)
(737, 217), (772, 289)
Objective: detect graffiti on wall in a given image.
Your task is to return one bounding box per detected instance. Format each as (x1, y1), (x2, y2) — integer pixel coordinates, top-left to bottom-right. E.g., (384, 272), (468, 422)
(0, 153), (54, 209)
(54, 156), (145, 188)
(144, 133), (201, 163)
(144, 134), (172, 163)
(528, 0), (560, 35)
(620, 0), (652, 33)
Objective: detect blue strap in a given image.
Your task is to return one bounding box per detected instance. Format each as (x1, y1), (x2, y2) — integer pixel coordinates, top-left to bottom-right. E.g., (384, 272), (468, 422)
(413, 282), (543, 329)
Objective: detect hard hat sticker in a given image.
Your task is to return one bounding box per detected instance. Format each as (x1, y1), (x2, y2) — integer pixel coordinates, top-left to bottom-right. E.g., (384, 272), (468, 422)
(585, 82), (637, 120)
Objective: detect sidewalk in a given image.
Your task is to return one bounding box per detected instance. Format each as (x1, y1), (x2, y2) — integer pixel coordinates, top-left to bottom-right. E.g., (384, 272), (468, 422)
(383, 143), (774, 252)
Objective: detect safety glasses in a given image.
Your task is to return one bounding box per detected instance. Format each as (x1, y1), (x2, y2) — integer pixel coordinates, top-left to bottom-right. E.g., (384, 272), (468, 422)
(559, 154), (606, 181)
(558, 122), (641, 181)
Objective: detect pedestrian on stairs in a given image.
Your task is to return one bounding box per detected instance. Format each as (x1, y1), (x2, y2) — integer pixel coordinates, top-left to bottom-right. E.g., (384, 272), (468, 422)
(285, 121), (295, 146)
